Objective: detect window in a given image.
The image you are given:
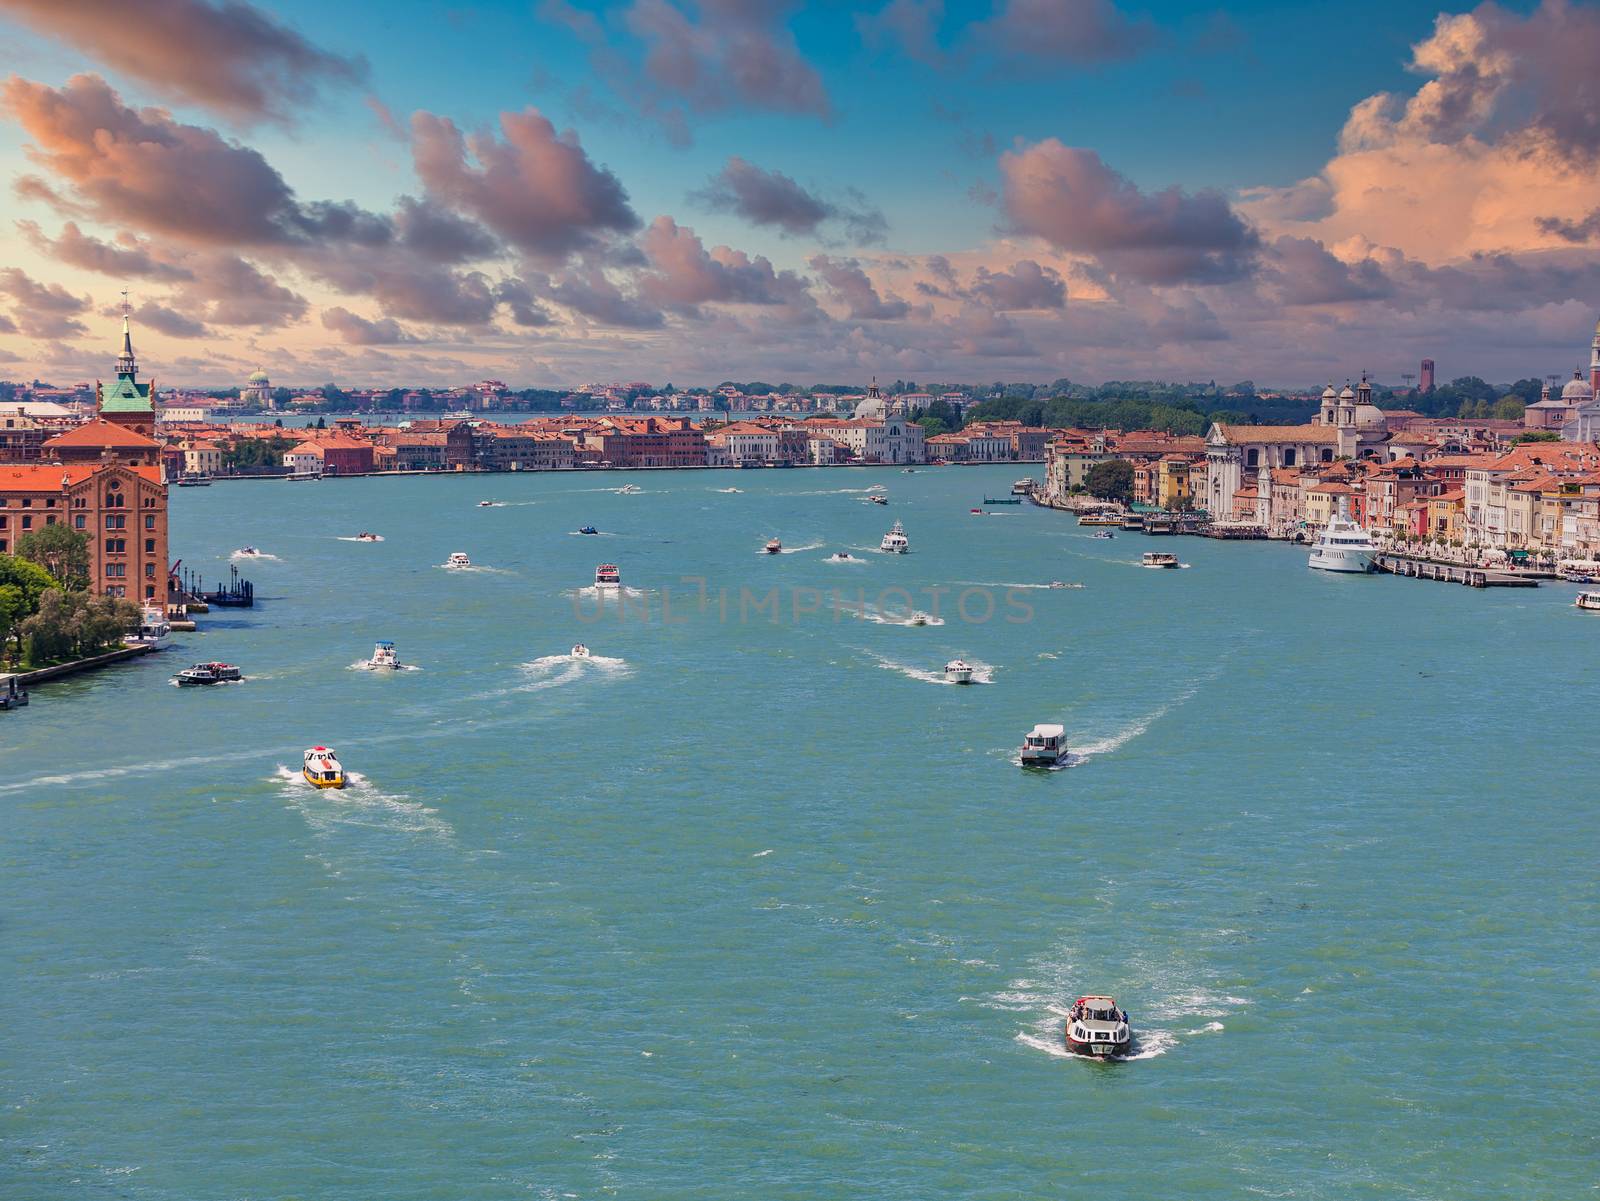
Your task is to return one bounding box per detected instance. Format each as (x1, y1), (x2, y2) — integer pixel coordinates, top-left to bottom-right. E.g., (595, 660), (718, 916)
(20, 497), (31, 508)
(105, 514), (126, 530)
(45, 515), (55, 525)
(21, 515), (31, 530)
(105, 538), (126, 553)
(105, 563), (125, 578)
(0, 515), (5, 528)
(1321, 449), (1333, 462)
(145, 515), (155, 530)
(74, 515), (85, 530)
(145, 538), (155, 553)
(1283, 449), (1296, 467)
(145, 563), (155, 578)
(1246, 449), (1259, 467)
(144, 584), (156, 599)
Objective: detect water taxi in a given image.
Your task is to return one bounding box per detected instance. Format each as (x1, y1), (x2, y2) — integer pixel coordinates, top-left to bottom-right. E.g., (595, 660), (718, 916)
(1308, 505), (1376, 573)
(355, 531), (382, 542)
(444, 552), (472, 569)
(765, 537), (783, 554)
(880, 520), (909, 553)
(571, 643), (592, 658)
(907, 610), (932, 626)
(944, 659), (974, 684)
(1020, 723), (1067, 766)
(0, 674), (28, 711)
(902, 468), (917, 474)
(577, 525), (598, 535)
(1065, 996), (1132, 1058)
(130, 604), (171, 649)
(302, 746), (346, 789)
(1576, 591), (1600, 612)
(477, 500), (496, 508)
(1092, 530), (1115, 540)
(595, 563), (621, 587)
(365, 641), (401, 670)
(175, 662), (242, 686)
(1141, 552), (1180, 569)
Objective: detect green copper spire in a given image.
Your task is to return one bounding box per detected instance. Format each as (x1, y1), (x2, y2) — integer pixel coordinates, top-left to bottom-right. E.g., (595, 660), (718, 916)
(100, 289), (153, 415)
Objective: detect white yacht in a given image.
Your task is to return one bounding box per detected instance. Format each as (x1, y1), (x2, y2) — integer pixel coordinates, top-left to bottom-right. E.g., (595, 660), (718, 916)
(444, 552), (472, 569)
(365, 640), (401, 670)
(1576, 591), (1600, 612)
(880, 520), (909, 554)
(1308, 503), (1376, 573)
(907, 610), (932, 626)
(944, 659), (974, 684)
(1065, 996), (1132, 1058)
(1020, 723), (1067, 766)
(131, 604), (171, 649)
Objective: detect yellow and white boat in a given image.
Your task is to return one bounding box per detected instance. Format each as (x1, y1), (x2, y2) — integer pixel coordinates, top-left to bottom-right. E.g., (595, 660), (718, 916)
(302, 746), (346, 789)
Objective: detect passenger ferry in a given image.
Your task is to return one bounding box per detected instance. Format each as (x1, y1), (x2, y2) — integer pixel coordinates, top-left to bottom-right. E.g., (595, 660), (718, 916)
(365, 641), (401, 670)
(1077, 511), (1123, 527)
(302, 746), (346, 789)
(1307, 505), (1376, 573)
(944, 659), (974, 684)
(765, 537), (783, 554)
(175, 662), (242, 686)
(595, 563), (621, 587)
(131, 604), (171, 649)
(444, 552), (472, 569)
(1576, 591), (1600, 612)
(1020, 724), (1068, 766)
(1064, 996), (1132, 1058)
(880, 520), (909, 553)
(1141, 552), (1180, 569)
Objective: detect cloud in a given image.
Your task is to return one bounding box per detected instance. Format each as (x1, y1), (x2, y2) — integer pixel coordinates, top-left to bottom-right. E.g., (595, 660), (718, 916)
(543, 267), (665, 329)
(1264, 236), (1396, 305)
(978, 0), (1155, 64)
(1538, 206), (1600, 244)
(17, 220), (193, 280)
(636, 216), (812, 313)
(692, 156), (887, 243)
(0, 267), (90, 338)
(175, 253), (307, 328)
(808, 255), (912, 319)
(321, 306), (419, 345)
(1000, 141), (1259, 284)
(967, 260), (1066, 309)
(493, 277), (554, 328)
(115, 299), (207, 339)
(410, 107), (638, 264)
(0, 0), (364, 123)
(857, 0), (945, 65)
(393, 196), (500, 263)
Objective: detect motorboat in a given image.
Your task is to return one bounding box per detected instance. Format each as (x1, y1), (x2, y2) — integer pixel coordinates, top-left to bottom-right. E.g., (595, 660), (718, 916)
(1141, 552), (1180, 569)
(902, 468), (917, 474)
(477, 500), (496, 508)
(302, 746), (346, 789)
(971, 508), (984, 515)
(907, 610), (932, 626)
(365, 640), (401, 670)
(577, 525), (599, 535)
(944, 659), (974, 684)
(444, 552), (472, 569)
(175, 662), (242, 686)
(1092, 530), (1115, 540)
(1048, 581), (1076, 589)
(1020, 723), (1067, 766)
(233, 546), (264, 558)
(827, 552), (855, 562)
(355, 532), (382, 542)
(130, 604), (171, 649)
(1308, 504), (1376, 573)
(1012, 478), (1034, 495)
(0, 674), (28, 711)
(571, 643), (592, 658)
(765, 538), (783, 554)
(880, 520), (909, 553)
(1065, 996), (1132, 1058)
(595, 563), (621, 587)
(1577, 591), (1600, 612)
(869, 494), (888, 505)
(617, 484), (641, 494)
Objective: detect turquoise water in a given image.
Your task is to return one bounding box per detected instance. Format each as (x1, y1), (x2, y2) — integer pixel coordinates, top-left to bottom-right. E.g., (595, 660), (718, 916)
(3, 466), (1596, 1199)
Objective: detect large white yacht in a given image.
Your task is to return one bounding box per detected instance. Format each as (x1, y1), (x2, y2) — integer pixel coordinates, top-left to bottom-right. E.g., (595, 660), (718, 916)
(1308, 504), (1376, 574)
(131, 604), (171, 649)
(880, 520), (909, 553)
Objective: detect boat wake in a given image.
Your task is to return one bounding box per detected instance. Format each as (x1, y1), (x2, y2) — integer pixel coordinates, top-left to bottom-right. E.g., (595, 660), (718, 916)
(822, 553), (869, 565)
(866, 650), (994, 685)
(272, 766), (453, 840)
(437, 563), (513, 574)
(713, 486), (743, 493)
(515, 652), (632, 692)
(568, 584), (652, 600)
(230, 550), (279, 561)
(348, 661), (422, 672)
(854, 608), (945, 627)
(760, 540), (824, 555)
(0, 749), (282, 794)
(954, 580), (1084, 590)
(1074, 681), (1203, 759)
(568, 529), (618, 537)
(335, 535), (385, 542)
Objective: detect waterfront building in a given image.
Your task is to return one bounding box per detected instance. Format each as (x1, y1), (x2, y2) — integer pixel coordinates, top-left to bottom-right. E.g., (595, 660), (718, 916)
(0, 463), (168, 601)
(179, 439), (224, 477)
(583, 417), (707, 468)
(705, 421), (782, 466)
(798, 414), (924, 464)
(282, 433), (376, 476)
(0, 410), (47, 462)
(242, 369), (273, 409)
(1203, 423), (1342, 521)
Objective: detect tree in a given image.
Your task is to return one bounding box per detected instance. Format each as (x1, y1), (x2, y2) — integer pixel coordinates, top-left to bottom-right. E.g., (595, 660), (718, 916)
(15, 523), (90, 589)
(1492, 396), (1526, 421)
(1513, 430), (1561, 444)
(19, 588), (141, 666)
(1086, 459), (1135, 504)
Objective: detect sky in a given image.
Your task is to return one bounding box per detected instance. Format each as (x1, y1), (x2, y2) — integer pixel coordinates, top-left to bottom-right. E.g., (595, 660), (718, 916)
(1, 0), (1599, 390)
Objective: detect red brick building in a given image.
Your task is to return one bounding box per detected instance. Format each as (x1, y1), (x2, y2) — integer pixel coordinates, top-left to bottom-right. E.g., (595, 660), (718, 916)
(0, 463), (168, 602)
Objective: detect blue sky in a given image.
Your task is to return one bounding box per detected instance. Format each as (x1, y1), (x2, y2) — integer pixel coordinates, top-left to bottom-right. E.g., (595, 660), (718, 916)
(1, 0), (1597, 388)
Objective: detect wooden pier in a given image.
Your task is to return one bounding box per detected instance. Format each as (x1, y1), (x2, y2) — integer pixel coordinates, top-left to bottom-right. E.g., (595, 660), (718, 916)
(1373, 553), (1538, 588)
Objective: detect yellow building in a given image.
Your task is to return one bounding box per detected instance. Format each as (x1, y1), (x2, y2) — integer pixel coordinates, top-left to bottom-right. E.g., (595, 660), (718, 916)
(1156, 455), (1194, 510)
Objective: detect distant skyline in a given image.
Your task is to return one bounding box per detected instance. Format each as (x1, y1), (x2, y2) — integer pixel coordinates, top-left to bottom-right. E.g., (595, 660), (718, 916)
(2, 0), (1599, 388)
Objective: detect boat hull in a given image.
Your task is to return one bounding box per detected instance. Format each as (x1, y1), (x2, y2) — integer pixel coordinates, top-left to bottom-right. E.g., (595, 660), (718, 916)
(303, 768), (345, 789)
(1020, 752), (1064, 767)
(1064, 1034), (1132, 1058)
(1307, 547), (1374, 573)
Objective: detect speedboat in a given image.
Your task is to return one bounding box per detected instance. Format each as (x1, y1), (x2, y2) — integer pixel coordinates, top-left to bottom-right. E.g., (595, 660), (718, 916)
(355, 532), (382, 542)
(765, 537), (783, 554)
(1092, 530), (1115, 540)
(1020, 723), (1067, 766)
(477, 500), (496, 508)
(827, 551), (855, 562)
(880, 520), (909, 553)
(944, 659), (974, 684)
(578, 525), (598, 535)
(1048, 581), (1075, 589)
(571, 643), (591, 658)
(869, 494), (888, 505)
(130, 604), (171, 649)
(907, 610), (932, 626)
(902, 468), (917, 474)
(617, 484), (641, 494)
(365, 640), (401, 670)
(233, 546), (264, 558)
(1577, 591), (1600, 612)
(1141, 552), (1179, 569)
(444, 552), (472, 569)
(175, 662), (242, 686)
(302, 746), (345, 789)
(1065, 996), (1132, 1058)
(595, 563), (621, 587)
(1308, 503), (1376, 573)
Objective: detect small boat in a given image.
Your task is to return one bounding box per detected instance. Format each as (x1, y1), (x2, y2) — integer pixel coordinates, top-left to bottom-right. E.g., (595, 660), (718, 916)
(577, 525), (599, 535)
(971, 508), (984, 515)
(827, 552), (855, 562)
(944, 659), (973, 684)
(1012, 478), (1034, 495)
(1307, 504), (1376, 574)
(130, 604), (171, 649)
(982, 495), (1022, 505)
(175, 662), (242, 686)
(1577, 591), (1600, 612)
(595, 563), (621, 587)
(477, 500), (496, 508)
(902, 468), (917, 474)
(1141, 552), (1180, 569)
(571, 643), (591, 658)
(233, 545), (264, 559)
(365, 640), (401, 670)
(0, 674), (28, 711)
(1065, 996), (1132, 1058)
(617, 484), (641, 494)
(1020, 723), (1067, 766)
(907, 610), (931, 626)
(355, 532), (382, 542)
(880, 520), (909, 553)
(869, 494), (888, 505)
(444, 552), (472, 569)
(1092, 530), (1115, 540)
(765, 538), (783, 554)
(302, 746), (346, 789)
(1048, 581), (1075, 589)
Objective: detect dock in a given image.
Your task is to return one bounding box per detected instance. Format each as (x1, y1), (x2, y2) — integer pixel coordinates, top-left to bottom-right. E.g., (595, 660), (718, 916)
(1373, 553), (1539, 588)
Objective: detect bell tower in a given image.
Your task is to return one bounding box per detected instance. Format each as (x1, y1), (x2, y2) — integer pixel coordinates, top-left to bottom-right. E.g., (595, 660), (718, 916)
(95, 291), (156, 438)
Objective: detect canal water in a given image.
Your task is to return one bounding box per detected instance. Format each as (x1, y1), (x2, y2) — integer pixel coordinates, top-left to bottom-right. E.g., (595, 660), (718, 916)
(3, 466), (1595, 1199)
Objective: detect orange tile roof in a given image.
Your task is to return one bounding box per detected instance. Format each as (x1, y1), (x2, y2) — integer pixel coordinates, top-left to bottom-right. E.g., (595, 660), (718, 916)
(0, 463), (161, 489)
(42, 419), (160, 449)
(1215, 423), (1339, 444)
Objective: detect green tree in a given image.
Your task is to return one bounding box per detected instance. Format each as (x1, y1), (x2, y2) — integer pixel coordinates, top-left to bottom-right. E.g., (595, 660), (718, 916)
(1513, 430), (1561, 444)
(19, 589), (140, 665)
(1492, 396), (1526, 421)
(15, 523), (90, 589)
(1086, 459), (1135, 504)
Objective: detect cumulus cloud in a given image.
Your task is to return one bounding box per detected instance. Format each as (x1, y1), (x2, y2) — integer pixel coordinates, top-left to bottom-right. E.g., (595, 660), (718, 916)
(0, 0), (364, 122)
(175, 253), (307, 328)
(693, 156), (887, 243)
(967, 260), (1067, 309)
(0, 267), (90, 338)
(543, 267), (665, 329)
(1264, 236), (1396, 305)
(857, 0), (946, 64)
(1001, 141), (1259, 284)
(17, 220), (193, 280)
(112, 299), (207, 339)
(637, 216), (812, 314)
(978, 0), (1155, 64)
(1538, 206), (1600, 243)
(321, 306), (419, 345)
(411, 107), (638, 264)
(808, 255), (913, 319)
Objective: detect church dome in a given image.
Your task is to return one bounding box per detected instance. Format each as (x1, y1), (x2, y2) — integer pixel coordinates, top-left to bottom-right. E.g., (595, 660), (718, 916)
(1321, 384), (1337, 401)
(1561, 372), (1592, 401)
(248, 369), (270, 384)
(1338, 384), (1356, 401)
